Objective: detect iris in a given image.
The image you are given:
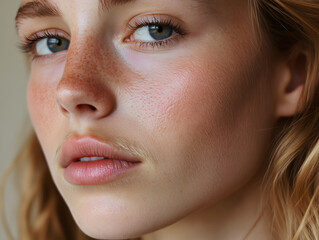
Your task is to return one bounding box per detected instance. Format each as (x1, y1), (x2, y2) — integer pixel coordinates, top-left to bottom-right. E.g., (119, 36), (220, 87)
(148, 25), (173, 40)
(47, 38), (70, 53)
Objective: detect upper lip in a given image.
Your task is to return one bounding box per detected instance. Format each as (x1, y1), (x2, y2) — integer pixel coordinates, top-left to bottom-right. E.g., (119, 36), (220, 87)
(60, 135), (140, 168)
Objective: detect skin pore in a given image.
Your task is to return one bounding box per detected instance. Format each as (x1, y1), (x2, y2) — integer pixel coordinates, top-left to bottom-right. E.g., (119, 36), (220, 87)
(16, 0), (303, 239)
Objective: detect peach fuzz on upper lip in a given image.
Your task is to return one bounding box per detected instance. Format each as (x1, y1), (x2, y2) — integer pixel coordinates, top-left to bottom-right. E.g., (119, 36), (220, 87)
(60, 135), (141, 168)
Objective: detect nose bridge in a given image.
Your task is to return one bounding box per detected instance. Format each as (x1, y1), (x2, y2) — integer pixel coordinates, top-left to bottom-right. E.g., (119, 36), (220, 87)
(55, 37), (116, 120)
(59, 43), (97, 92)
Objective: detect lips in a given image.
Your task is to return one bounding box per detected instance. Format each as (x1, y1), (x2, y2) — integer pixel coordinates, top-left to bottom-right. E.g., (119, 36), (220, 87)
(60, 135), (141, 185)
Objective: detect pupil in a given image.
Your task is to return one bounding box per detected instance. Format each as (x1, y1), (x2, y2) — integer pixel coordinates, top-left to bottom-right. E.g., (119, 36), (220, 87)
(47, 38), (69, 53)
(56, 39), (62, 46)
(149, 25), (173, 40)
(157, 26), (163, 33)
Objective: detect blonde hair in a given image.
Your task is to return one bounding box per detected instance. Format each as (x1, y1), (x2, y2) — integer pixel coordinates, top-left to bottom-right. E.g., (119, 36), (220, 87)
(250, 0), (319, 239)
(1, 0), (319, 239)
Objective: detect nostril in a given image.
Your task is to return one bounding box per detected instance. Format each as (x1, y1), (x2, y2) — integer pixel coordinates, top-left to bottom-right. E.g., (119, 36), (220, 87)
(55, 86), (115, 118)
(77, 104), (97, 112)
(89, 105), (96, 111)
(60, 106), (69, 114)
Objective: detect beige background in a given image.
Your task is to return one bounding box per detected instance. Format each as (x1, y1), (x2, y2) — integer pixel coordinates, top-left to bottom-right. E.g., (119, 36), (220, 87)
(1, 0), (30, 239)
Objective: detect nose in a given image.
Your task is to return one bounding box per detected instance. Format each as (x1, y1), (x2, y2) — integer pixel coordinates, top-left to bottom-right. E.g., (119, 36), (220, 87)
(55, 45), (116, 120)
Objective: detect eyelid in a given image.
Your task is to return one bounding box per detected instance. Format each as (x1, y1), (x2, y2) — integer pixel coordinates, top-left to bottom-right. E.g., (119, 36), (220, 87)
(126, 14), (187, 35)
(123, 14), (188, 51)
(23, 29), (70, 44)
(20, 28), (70, 59)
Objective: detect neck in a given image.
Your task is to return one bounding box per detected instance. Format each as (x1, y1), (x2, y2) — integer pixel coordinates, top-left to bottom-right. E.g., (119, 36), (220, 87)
(141, 177), (273, 240)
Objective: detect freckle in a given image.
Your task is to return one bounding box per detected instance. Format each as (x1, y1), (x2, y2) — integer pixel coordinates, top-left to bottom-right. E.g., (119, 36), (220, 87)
(65, 34), (129, 87)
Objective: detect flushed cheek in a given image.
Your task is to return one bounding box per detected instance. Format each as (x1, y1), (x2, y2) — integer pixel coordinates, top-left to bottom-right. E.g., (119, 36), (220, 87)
(120, 44), (272, 186)
(27, 61), (65, 162)
(120, 53), (231, 140)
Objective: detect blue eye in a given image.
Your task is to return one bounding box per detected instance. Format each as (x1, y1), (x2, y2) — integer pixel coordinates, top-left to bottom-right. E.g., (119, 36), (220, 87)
(149, 25), (174, 40)
(36, 37), (70, 56)
(133, 25), (174, 41)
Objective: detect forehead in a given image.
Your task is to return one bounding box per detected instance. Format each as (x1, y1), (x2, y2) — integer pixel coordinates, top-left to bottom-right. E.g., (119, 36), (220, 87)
(16, 0), (224, 32)
(19, 0), (213, 9)
(16, 0), (248, 26)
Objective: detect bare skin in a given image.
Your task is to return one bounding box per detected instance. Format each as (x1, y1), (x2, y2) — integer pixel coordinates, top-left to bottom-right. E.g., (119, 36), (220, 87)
(16, 0), (304, 239)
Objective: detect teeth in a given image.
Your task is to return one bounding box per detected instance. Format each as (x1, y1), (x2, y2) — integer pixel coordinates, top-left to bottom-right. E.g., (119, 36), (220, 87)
(79, 157), (106, 162)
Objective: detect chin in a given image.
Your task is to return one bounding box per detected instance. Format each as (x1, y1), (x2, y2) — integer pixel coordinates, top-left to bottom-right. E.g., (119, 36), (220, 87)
(66, 196), (159, 240)
(72, 209), (145, 239)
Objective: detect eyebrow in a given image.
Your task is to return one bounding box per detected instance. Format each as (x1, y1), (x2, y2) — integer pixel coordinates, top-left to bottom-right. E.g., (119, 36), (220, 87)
(15, 0), (59, 29)
(100, 0), (136, 11)
(15, 0), (136, 30)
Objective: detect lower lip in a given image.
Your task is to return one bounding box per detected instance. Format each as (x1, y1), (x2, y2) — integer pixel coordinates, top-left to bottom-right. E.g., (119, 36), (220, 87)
(64, 159), (139, 185)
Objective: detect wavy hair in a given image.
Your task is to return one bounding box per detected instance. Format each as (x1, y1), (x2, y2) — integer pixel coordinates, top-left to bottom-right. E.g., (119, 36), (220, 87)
(1, 0), (319, 239)
(251, 0), (319, 239)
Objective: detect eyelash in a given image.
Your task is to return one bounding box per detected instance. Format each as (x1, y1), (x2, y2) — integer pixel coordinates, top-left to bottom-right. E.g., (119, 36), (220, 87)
(127, 17), (187, 49)
(20, 29), (67, 57)
(19, 16), (187, 57)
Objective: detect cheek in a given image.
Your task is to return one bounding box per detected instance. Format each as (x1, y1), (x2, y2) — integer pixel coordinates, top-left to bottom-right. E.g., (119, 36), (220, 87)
(119, 53), (221, 136)
(28, 81), (55, 133)
(120, 49), (260, 144)
(121, 44), (275, 198)
(27, 61), (65, 161)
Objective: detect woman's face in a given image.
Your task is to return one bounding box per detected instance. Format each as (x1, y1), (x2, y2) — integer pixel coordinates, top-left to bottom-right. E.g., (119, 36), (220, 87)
(18, 0), (279, 238)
